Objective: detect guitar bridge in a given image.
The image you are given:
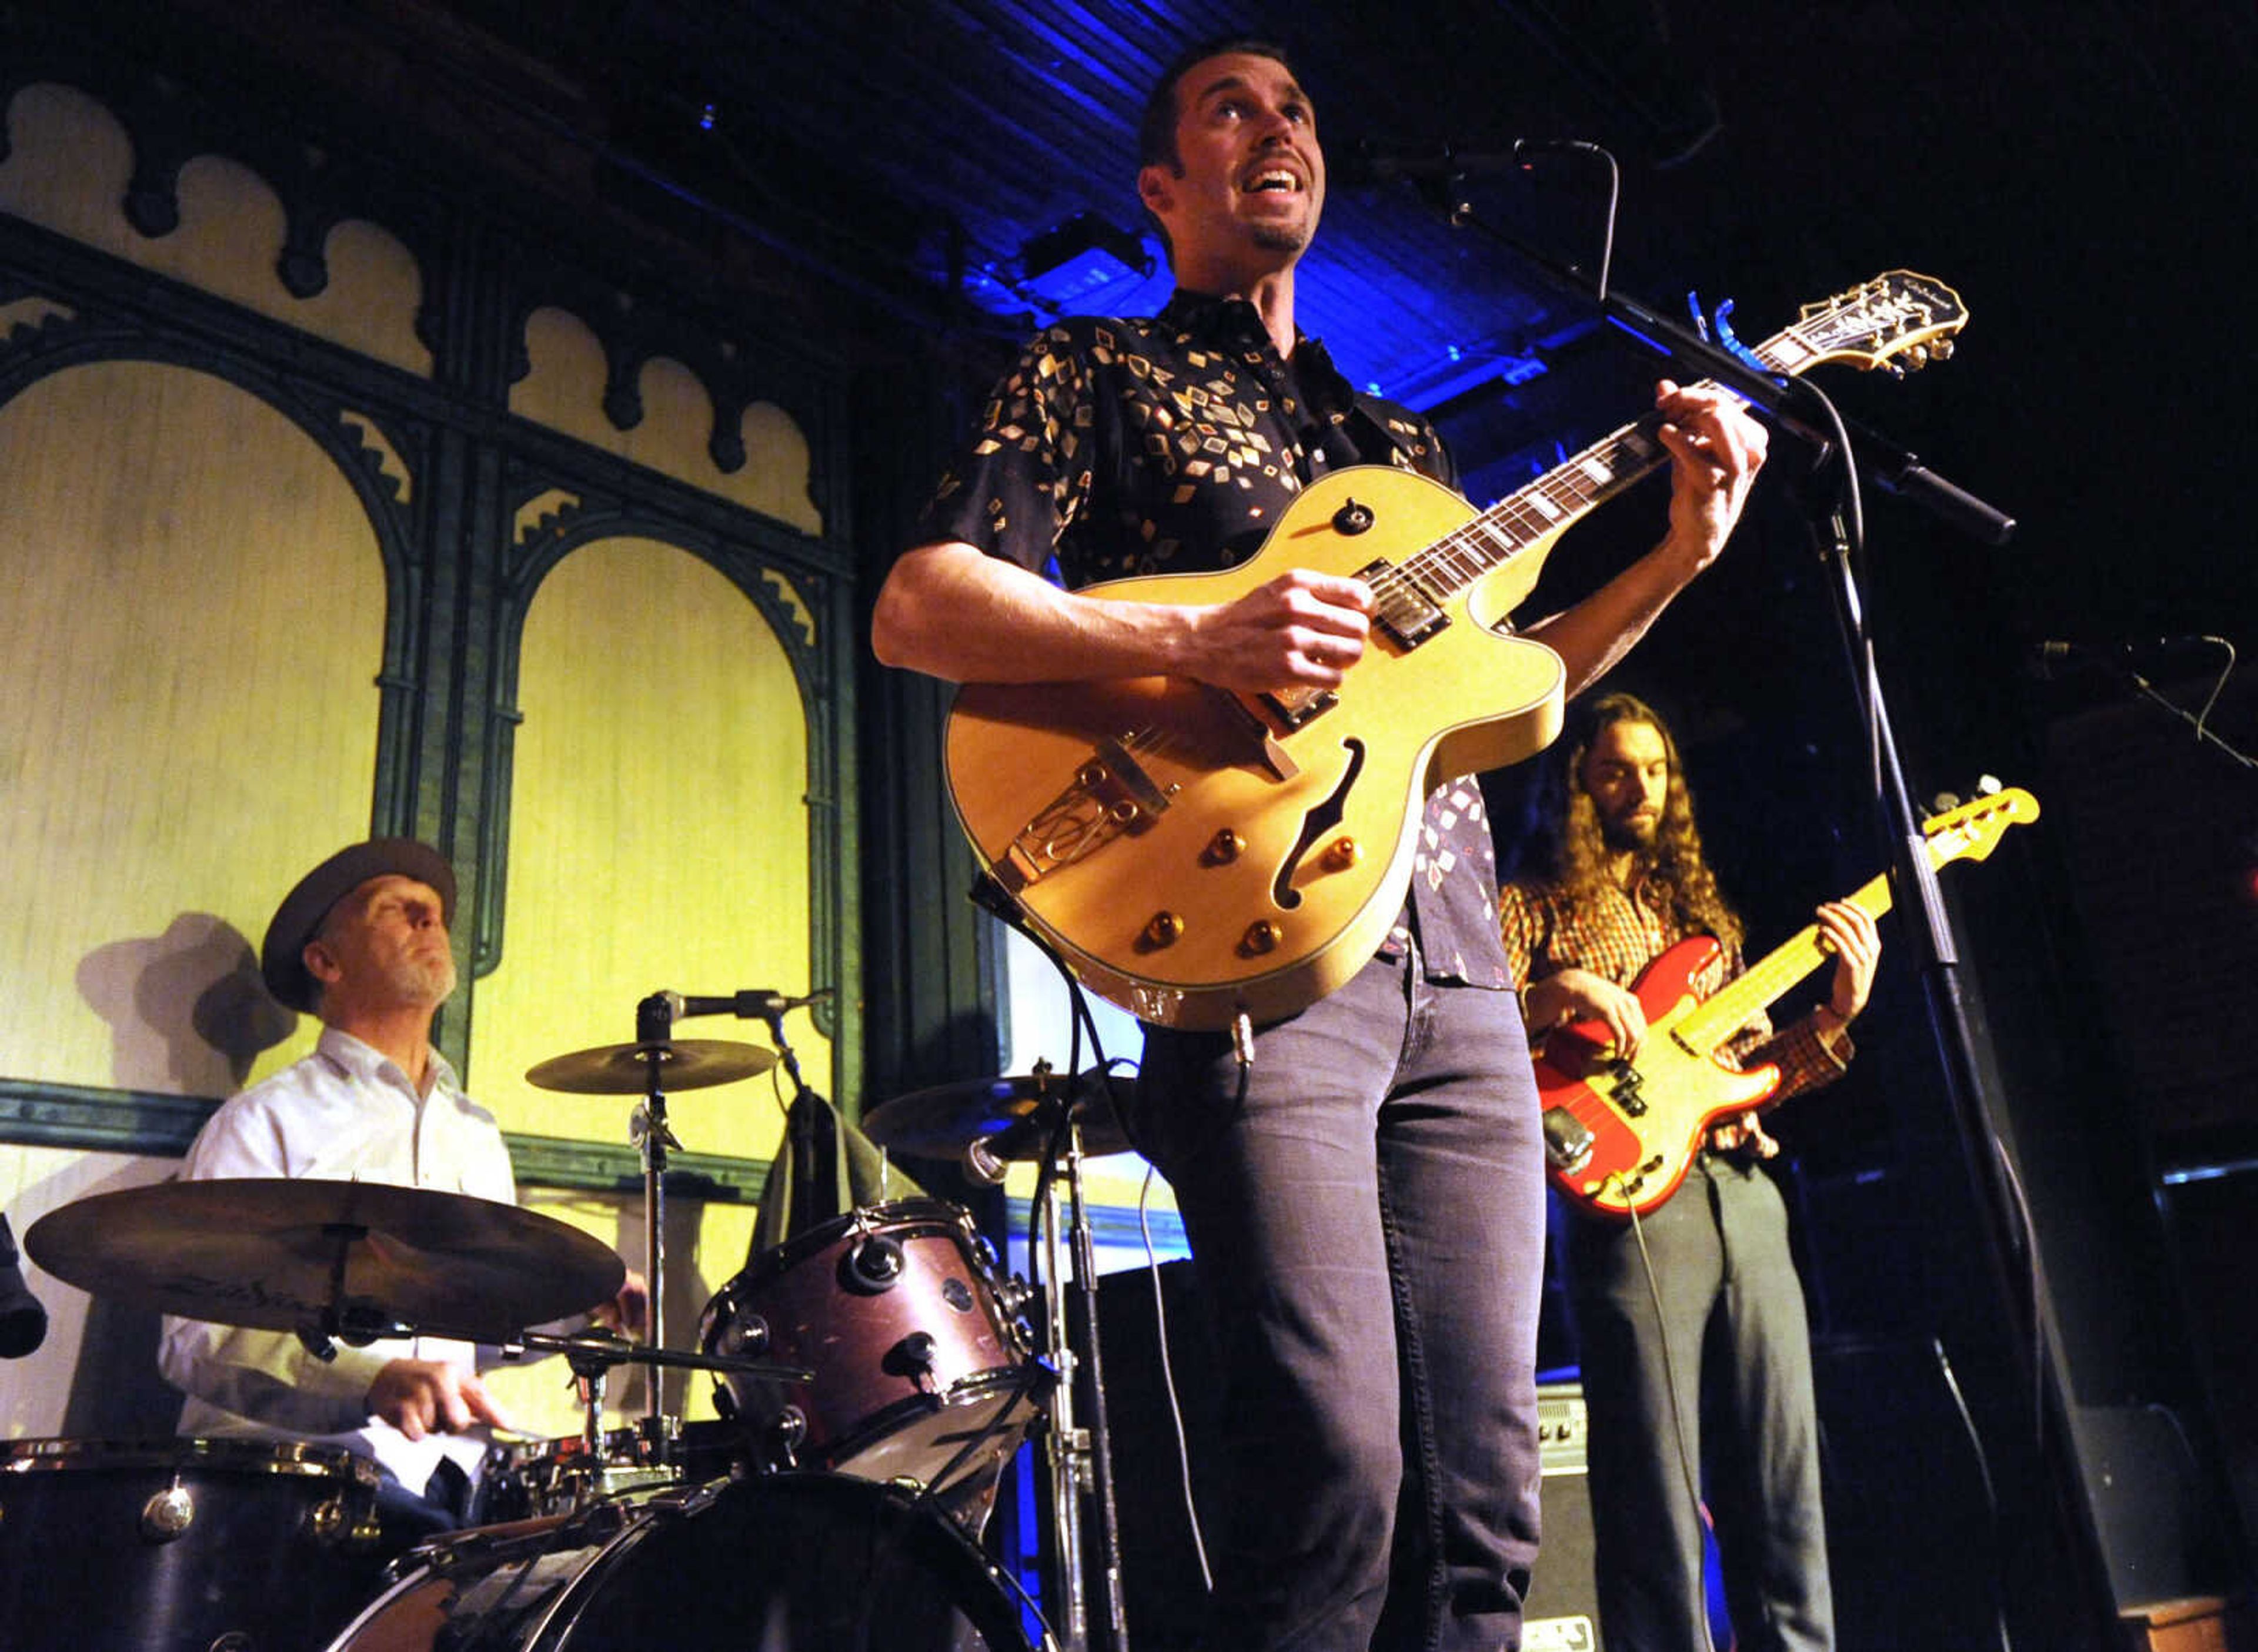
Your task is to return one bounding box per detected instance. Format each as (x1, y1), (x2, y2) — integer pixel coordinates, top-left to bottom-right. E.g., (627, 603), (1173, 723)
(994, 735), (1173, 892)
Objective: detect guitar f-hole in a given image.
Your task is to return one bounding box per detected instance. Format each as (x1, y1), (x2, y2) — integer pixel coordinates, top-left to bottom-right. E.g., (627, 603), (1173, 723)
(1271, 738), (1365, 911)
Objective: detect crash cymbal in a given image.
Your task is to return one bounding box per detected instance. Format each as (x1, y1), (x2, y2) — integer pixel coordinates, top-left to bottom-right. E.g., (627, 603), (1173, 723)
(863, 1069), (1135, 1163)
(24, 1178), (625, 1336)
(525, 1039), (776, 1094)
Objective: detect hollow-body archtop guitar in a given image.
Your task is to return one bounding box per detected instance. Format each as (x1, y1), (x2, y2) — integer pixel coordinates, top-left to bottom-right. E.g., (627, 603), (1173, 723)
(946, 273), (1968, 1031)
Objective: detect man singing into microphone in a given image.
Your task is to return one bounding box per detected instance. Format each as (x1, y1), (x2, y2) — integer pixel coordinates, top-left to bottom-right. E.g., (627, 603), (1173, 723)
(872, 35), (1769, 1650)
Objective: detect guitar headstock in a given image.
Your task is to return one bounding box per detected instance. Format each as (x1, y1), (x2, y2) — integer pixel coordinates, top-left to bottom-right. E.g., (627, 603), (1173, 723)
(1920, 785), (2040, 866)
(1793, 270), (1968, 377)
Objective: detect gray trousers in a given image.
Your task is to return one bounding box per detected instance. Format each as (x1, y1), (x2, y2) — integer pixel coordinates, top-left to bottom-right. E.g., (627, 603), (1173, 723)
(1566, 1154), (1833, 1652)
(1131, 949), (1549, 1652)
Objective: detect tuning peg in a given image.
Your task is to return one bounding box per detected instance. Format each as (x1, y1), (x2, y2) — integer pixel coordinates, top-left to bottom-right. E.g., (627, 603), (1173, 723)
(1878, 362), (1906, 380)
(1900, 345), (1930, 370)
(1929, 337), (1954, 361)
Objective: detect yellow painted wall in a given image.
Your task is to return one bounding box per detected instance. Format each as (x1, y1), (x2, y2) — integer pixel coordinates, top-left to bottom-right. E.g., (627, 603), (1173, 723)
(0, 360), (382, 1094)
(2, 83), (432, 377)
(472, 536), (819, 1152)
(1, 78), (834, 1446)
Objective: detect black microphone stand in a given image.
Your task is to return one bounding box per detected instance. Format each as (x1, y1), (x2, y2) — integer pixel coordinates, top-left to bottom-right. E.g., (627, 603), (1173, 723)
(631, 991), (685, 1443)
(1398, 162), (2016, 546)
(1392, 171), (2116, 1639)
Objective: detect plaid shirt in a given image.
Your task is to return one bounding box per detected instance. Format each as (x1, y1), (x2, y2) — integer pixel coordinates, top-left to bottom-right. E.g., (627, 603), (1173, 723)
(1498, 873), (1851, 1152)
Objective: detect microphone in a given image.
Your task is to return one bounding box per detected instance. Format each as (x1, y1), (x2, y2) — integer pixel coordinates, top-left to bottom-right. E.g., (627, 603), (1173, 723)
(0, 1213), (50, 1359)
(961, 1137), (1008, 1187)
(2025, 636), (2227, 679)
(663, 987), (831, 1021)
(1332, 136), (1602, 189)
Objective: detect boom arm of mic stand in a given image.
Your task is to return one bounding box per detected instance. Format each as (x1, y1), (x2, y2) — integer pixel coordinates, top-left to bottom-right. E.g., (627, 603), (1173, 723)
(1434, 204), (2016, 544)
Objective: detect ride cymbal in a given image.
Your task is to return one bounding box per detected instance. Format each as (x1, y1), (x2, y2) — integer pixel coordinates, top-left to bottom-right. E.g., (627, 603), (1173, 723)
(24, 1178), (626, 1336)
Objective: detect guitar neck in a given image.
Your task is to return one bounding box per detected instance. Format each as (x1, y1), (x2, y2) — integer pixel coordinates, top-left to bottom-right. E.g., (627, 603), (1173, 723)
(1411, 327), (1809, 607)
(1668, 786), (2036, 1055)
(1675, 872), (1893, 1054)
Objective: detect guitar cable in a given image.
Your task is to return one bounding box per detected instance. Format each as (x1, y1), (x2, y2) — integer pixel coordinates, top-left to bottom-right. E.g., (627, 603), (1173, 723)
(1619, 1181), (1717, 1652)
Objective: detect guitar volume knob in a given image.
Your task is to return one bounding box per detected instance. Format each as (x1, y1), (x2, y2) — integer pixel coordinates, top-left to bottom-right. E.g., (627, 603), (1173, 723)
(1143, 911), (1185, 947)
(1204, 829), (1244, 865)
(1322, 837), (1361, 871)
(1240, 921), (1282, 955)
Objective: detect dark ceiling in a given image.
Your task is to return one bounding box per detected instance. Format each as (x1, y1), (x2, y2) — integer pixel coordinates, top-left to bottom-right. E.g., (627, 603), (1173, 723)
(428, 0), (1733, 400)
(379, 0), (2256, 658)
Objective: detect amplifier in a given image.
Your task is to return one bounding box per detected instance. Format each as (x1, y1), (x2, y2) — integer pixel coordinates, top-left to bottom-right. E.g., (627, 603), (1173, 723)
(1525, 1381), (1604, 1652)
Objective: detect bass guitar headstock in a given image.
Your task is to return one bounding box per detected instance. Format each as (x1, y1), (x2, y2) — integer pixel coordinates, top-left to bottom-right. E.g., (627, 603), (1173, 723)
(1919, 783), (2040, 867)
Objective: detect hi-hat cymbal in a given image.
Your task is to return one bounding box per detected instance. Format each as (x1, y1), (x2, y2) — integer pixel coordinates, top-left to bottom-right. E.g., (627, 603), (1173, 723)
(24, 1178), (624, 1336)
(863, 1069), (1136, 1163)
(525, 1039), (776, 1094)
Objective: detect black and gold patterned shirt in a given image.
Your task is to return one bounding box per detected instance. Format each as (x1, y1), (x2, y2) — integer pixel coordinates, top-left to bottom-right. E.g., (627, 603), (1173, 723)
(916, 289), (1513, 989)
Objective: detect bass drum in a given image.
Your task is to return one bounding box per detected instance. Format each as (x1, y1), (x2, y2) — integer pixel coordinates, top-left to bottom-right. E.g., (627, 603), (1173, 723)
(326, 1471), (1038, 1651)
(0, 1436), (385, 1652)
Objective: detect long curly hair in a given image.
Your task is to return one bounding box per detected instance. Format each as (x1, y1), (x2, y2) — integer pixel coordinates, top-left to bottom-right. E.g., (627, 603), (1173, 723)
(1538, 691), (1743, 951)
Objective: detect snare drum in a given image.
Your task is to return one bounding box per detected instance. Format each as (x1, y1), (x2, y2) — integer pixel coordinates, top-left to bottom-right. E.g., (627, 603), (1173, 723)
(0, 1436), (384, 1652)
(326, 1471), (1036, 1650)
(697, 1200), (1037, 1499)
(480, 1427), (679, 1523)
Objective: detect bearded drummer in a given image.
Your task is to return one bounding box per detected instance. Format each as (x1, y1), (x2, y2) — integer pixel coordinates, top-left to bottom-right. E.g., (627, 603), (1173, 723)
(157, 839), (645, 1544)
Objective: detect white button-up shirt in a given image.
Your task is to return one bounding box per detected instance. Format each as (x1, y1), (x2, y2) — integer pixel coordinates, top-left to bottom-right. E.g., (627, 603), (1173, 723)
(158, 1025), (517, 1497)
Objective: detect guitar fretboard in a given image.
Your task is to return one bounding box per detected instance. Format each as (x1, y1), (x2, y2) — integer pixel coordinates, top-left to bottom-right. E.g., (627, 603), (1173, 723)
(1675, 873), (1894, 1054)
(1372, 267), (1960, 629)
(1372, 325), (1799, 630)
(1671, 794), (2031, 1054)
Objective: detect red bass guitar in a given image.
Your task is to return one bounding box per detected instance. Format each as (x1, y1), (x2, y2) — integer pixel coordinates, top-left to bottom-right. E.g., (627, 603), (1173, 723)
(1539, 787), (2039, 1217)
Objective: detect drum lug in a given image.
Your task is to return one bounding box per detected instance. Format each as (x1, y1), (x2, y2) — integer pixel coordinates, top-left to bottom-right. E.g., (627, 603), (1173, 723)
(309, 1493), (348, 1543)
(139, 1481), (195, 1543)
(846, 1233), (907, 1292)
(893, 1330), (941, 1396)
(764, 1404), (807, 1470)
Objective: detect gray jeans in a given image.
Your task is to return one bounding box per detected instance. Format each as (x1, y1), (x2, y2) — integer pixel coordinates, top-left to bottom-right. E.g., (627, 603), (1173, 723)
(1130, 948), (1548, 1651)
(1568, 1153), (1833, 1652)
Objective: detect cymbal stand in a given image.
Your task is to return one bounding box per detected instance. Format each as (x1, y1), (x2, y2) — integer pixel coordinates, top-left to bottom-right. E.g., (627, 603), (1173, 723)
(632, 992), (686, 1445)
(1030, 1092), (1131, 1652)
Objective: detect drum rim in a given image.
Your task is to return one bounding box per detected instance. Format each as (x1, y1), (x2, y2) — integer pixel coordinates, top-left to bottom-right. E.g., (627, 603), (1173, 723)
(817, 1368), (1038, 1476)
(0, 1435), (382, 1488)
(727, 1198), (978, 1281)
(325, 1472), (1038, 1652)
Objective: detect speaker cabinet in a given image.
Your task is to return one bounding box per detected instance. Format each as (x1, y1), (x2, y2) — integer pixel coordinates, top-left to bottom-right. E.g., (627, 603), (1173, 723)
(1096, 1266), (1606, 1649)
(1525, 1382), (1604, 1652)
(1093, 1260), (1227, 1651)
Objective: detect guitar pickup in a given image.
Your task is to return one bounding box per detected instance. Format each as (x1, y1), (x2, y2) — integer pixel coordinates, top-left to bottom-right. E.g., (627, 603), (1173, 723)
(1603, 1058), (1647, 1117)
(1256, 686), (1338, 734)
(1359, 556), (1450, 650)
